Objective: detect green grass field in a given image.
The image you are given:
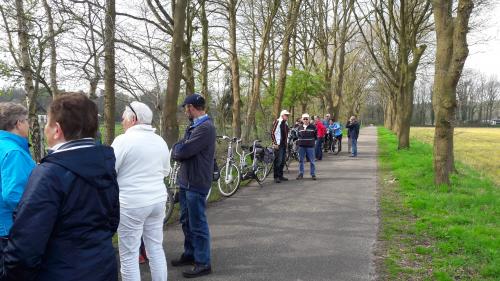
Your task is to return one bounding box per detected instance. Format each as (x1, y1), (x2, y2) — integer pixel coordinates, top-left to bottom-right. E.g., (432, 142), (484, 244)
(377, 127), (499, 280)
(411, 127), (500, 185)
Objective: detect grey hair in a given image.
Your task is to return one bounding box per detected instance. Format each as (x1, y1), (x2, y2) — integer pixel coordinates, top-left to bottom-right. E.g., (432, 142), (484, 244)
(123, 101), (153, 124)
(0, 102), (28, 131)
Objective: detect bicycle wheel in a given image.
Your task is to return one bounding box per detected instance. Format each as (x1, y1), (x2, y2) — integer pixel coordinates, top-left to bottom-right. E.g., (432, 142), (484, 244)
(164, 185), (175, 224)
(218, 163), (241, 196)
(255, 160), (272, 183)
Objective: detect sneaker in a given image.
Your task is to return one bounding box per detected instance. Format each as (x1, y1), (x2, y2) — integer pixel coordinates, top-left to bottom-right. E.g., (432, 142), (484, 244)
(296, 174), (303, 180)
(312, 175), (317, 180)
(171, 254), (195, 267)
(183, 264), (212, 278)
(274, 178), (281, 183)
(279, 177), (289, 181)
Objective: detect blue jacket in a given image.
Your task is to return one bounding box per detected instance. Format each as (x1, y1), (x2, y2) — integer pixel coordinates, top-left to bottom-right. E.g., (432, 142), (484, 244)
(2, 141), (119, 281)
(0, 130), (35, 237)
(332, 122), (343, 137)
(172, 115), (216, 195)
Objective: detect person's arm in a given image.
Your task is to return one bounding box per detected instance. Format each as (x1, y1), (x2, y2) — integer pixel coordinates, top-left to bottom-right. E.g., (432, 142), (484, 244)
(173, 125), (210, 160)
(1, 151), (34, 211)
(271, 120), (279, 146)
(3, 165), (62, 281)
(111, 136), (127, 174)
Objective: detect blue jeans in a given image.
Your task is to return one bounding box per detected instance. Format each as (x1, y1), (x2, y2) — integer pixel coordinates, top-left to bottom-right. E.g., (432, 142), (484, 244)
(179, 189), (211, 266)
(298, 147), (315, 176)
(351, 138), (358, 156)
(315, 138), (324, 160)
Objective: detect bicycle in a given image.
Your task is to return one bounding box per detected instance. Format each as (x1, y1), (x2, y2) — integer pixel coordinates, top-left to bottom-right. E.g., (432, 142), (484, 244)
(217, 136), (272, 197)
(285, 139), (299, 172)
(164, 161), (212, 224)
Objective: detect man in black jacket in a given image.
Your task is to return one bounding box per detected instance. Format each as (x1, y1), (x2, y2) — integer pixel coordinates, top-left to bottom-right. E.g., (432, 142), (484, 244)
(271, 110), (290, 183)
(171, 94), (215, 278)
(346, 116), (360, 157)
(296, 113), (317, 180)
(2, 93), (119, 281)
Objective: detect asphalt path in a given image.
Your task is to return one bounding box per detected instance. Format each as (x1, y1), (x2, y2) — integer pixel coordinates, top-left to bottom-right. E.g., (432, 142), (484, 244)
(138, 126), (379, 281)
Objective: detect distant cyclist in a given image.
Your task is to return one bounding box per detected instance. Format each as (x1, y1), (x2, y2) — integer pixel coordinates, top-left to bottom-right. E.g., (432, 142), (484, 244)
(332, 119), (343, 154)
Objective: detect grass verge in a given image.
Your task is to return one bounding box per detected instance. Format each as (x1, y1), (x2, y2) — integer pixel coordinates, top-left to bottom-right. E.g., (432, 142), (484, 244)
(377, 127), (499, 281)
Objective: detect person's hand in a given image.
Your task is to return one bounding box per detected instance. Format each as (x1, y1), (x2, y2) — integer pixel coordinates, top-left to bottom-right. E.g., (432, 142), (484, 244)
(272, 144), (279, 150)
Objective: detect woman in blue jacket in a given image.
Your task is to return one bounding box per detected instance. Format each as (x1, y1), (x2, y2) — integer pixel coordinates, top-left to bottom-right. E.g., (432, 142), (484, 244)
(0, 103), (36, 252)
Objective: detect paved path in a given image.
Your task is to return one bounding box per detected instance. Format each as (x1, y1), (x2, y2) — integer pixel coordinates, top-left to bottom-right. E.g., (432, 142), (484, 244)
(140, 126), (379, 281)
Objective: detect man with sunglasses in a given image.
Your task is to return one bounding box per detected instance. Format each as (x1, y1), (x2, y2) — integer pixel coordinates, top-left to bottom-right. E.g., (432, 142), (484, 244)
(112, 101), (170, 281)
(171, 94), (215, 278)
(296, 113), (317, 180)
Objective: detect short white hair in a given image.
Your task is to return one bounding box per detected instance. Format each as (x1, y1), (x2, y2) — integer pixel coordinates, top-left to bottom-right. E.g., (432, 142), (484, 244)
(124, 101), (153, 124)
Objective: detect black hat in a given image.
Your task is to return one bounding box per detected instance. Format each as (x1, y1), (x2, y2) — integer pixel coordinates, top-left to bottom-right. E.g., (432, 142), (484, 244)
(181, 94), (205, 107)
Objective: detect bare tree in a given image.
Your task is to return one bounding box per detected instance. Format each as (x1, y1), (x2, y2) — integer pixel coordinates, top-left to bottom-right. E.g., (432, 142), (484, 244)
(103, 0), (116, 145)
(432, 0), (474, 185)
(162, 0), (188, 146)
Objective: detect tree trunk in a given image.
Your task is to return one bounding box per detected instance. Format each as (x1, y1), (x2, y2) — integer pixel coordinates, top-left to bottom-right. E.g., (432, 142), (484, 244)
(228, 0), (242, 138)
(242, 0), (280, 142)
(183, 5), (195, 97)
(200, 0), (209, 100)
(103, 0), (116, 145)
(432, 0), (474, 185)
(332, 0), (353, 121)
(162, 0), (188, 147)
(272, 0), (302, 118)
(42, 0), (58, 97)
(15, 0), (40, 160)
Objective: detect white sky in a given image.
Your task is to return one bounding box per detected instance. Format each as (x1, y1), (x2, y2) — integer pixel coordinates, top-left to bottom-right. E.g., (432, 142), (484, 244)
(464, 2), (500, 78)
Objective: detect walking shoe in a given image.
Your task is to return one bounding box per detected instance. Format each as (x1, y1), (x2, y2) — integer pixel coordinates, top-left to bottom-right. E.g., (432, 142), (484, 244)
(274, 178), (281, 183)
(312, 175), (317, 180)
(183, 264), (212, 278)
(279, 177), (289, 181)
(171, 254), (195, 267)
(296, 174), (303, 180)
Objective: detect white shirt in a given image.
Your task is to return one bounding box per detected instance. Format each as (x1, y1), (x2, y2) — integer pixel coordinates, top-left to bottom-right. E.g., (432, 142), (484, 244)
(112, 124), (171, 208)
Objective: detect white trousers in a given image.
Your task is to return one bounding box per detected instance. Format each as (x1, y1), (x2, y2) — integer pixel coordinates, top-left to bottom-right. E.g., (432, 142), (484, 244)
(118, 201), (167, 281)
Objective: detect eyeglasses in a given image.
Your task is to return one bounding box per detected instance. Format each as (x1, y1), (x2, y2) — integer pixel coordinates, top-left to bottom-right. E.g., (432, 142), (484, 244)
(303, 118), (309, 120)
(128, 104), (138, 120)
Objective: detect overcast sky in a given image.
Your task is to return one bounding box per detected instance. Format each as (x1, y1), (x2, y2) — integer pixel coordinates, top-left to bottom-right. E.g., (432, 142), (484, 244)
(464, 2), (500, 78)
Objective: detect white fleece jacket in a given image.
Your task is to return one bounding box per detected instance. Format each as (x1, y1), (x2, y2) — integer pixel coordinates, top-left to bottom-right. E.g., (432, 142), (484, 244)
(112, 125), (171, 208)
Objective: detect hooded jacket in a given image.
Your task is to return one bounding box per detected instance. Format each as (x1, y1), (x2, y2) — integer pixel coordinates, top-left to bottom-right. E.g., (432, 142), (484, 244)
(2, 140), (119, 281)
(0, 130), (36, 237)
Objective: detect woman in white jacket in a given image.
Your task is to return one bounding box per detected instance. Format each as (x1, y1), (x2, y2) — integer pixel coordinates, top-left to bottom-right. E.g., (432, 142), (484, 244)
(112, 101), (170, 281)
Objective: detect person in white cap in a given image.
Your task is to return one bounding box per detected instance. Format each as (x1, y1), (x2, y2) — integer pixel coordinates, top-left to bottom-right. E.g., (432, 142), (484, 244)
(271, 109), (290, 183)
(296, 113), (317, 180)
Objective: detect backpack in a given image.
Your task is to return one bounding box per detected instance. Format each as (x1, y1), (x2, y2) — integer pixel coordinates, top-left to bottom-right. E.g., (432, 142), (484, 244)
(262, 147), (275, 164)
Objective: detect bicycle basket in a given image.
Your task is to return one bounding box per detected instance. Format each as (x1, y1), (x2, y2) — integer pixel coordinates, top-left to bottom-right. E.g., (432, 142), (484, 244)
(262, 147), (275, 164)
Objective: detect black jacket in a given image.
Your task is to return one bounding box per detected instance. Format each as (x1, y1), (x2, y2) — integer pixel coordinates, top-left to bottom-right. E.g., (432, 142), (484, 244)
(346, 121), (360, 140)
(2, 142), (119, 281)
(297, 124), (317, 147)
(172, 116), (216, 195)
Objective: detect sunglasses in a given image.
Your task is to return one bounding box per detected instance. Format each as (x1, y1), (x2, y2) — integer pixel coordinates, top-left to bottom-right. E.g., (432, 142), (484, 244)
(303, 118), (309, 120)
(128, 104), (138, 120)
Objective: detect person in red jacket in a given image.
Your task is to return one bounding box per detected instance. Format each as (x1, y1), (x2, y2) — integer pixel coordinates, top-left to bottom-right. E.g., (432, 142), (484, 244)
(314, 116), (327, 160)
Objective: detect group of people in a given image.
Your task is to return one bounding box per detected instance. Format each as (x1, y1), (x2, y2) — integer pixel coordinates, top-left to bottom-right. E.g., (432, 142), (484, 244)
(0, 93), (215, 281)
(271, 111), (360, 181)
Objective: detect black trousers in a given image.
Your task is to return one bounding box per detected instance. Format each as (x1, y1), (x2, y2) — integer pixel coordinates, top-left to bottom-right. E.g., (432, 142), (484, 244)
(273, 145), (286, 179)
